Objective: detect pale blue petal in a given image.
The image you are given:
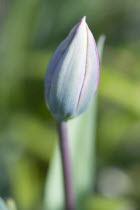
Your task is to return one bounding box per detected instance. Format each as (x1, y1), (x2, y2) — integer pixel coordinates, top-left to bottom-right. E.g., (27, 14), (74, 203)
(76, 24), (100, 116)
(45, 20), (83, 101)
(48, 18), (87, 120)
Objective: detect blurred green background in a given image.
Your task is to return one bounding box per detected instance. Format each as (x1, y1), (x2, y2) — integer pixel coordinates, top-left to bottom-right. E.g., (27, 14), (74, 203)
(0, 0), (140, 209)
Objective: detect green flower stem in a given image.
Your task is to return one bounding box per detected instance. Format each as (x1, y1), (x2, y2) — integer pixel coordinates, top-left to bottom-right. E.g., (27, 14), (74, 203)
(57, 121), (75, 210)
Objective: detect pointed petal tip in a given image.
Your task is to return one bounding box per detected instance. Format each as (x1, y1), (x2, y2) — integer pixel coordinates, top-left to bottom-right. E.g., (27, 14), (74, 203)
(81, 16), (86, 22)
(76, 16), (86, 30)
(78, 16), (86, 27)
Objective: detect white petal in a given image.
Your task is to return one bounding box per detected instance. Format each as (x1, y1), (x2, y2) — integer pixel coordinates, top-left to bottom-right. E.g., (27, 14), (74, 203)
(76, 23), (100, 115)
(48, 18), (88, 119)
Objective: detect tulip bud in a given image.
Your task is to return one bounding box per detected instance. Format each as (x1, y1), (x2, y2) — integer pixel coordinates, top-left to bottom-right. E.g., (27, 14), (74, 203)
(44, 16), (100, 121)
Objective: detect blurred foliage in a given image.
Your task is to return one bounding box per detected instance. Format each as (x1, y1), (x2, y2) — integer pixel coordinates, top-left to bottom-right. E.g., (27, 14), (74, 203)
(0, 0), (140, 210)
(85, 196), (135, 210)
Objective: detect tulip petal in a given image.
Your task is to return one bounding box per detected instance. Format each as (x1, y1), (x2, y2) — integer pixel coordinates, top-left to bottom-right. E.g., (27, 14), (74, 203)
(48, 18), (87, 120)
(45, 19), (84, 101)
(44, 17), (100, 121)
(76, 24), (100, 115)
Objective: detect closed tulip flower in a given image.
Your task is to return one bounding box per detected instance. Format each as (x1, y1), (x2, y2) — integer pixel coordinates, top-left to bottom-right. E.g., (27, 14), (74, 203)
(45, 16), (100, 121)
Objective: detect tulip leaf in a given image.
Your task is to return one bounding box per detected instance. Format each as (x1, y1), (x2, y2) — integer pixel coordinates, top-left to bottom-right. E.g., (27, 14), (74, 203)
(44, 35), (105, 210)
